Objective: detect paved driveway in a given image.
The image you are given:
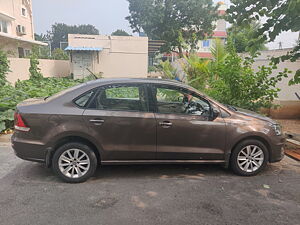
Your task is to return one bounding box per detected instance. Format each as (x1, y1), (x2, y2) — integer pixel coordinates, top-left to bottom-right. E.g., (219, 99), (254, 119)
(0, 143), (299, 225)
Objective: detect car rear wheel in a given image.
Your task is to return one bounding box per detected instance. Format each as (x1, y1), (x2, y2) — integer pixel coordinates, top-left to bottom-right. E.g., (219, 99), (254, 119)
(230, 139), (269, 176)
(52, 142), (97, 183)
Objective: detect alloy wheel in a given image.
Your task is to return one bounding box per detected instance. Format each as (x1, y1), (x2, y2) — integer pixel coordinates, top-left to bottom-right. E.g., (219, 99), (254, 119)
(58, 149), (91, 178)
(237, 145), (264, 173)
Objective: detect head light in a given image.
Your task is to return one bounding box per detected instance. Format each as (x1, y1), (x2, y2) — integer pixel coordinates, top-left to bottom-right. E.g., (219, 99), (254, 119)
(271, 124), (282, 136)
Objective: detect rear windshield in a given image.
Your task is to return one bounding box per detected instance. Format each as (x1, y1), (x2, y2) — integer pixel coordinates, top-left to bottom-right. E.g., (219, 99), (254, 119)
(46, 83), (87, 101)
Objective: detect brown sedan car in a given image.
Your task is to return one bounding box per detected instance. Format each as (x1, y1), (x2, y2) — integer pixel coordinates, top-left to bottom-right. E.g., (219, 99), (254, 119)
(12, 78), (285, 182)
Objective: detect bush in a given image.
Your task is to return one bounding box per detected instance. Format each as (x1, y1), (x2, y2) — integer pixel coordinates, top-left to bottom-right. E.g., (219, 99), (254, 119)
(29, 53), (43, 80)
(205, 45), (290, 111)
(0, 50), (10, 86)
(52, 48), (69, 60)
(159, 41), (291, 112)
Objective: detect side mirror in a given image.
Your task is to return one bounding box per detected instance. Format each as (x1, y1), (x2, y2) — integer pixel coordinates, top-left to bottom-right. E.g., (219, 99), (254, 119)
(211, 108), (220, 120)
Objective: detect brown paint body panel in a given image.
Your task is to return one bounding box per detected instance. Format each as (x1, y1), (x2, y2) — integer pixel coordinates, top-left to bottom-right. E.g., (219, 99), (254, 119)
(82, 110), (157, 160)
(155, 114), (226, 160)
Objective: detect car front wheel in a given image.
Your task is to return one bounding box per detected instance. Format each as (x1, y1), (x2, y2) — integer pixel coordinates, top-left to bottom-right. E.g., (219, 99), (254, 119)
(230, 139), (269, 176)
(52, 142), (97, 183)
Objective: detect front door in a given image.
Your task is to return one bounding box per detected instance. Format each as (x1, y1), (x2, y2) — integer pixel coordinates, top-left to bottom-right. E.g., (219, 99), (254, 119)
(83, 83), (156, 161)
(151, 84), (226, 160)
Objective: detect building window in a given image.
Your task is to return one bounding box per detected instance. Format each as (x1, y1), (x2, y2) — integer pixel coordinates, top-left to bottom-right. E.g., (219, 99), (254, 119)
(202, 40), (210, 48)
(0, 20), (8, 33)
(24, 49), (31, 57)
(21, 7), (27, 17)
(18, 47), (25, 58)
(16, 25), (26, 35)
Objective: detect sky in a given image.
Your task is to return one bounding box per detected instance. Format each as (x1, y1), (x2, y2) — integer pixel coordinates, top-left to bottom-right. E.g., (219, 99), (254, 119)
(32, 0), (299, 50)
(32, 0), (133, 35)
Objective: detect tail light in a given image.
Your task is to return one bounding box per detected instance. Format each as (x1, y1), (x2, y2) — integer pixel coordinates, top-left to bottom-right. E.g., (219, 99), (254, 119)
(14, 112), (30, 132)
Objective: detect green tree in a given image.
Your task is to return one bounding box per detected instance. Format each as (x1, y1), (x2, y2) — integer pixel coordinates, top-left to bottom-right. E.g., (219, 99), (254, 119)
(34, 33), (48, 42)
(45, 23), (99, 50)
(111, 29), (130, 36)
(226, 0), (300, 84)
(52, 48), (69, 60)
(227, 22), (268, 55)
(126, 0), (218, 57)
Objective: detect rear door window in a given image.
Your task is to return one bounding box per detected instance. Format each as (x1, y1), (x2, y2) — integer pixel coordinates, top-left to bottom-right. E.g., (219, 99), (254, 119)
(74, 90), (95, 108)
(88, 84), (149, 112)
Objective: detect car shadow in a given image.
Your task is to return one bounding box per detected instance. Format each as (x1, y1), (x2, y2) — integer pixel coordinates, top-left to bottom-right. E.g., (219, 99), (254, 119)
(5, 162), (233, 184)
(91, 164), (232, 181)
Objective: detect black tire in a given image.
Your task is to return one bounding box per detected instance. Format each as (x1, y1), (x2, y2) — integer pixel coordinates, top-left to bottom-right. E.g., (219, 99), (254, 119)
(230, 139), (269, 176)
(52, 142), (98, 183)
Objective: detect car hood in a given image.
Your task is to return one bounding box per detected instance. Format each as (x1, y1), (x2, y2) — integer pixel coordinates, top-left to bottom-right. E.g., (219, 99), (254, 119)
(235, 107), (276, 124)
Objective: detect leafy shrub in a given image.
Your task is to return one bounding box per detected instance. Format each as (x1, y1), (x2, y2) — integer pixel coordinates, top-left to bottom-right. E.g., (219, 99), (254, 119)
(0, 51), (10, 86)
(52, 48), (69, 60)
(157, 60), (179, 80)
(29, 53), (43, 80)
(15, 77), (83, 98)
(159, 41), (291, 112)
(206, 46), (290, 111)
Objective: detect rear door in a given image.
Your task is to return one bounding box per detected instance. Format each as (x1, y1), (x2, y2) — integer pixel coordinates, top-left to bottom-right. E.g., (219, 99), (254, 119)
(82, 83), (156, 161)
(151, 84), (226, 160)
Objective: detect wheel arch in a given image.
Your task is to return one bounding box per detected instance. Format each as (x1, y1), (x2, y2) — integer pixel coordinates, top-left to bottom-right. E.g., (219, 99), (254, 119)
(47, 135), (102, 167)
(230, 135), (271, 162)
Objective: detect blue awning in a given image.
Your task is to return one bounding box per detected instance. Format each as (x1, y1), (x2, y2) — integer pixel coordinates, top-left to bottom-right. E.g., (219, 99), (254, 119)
(65, 46), (103, 51)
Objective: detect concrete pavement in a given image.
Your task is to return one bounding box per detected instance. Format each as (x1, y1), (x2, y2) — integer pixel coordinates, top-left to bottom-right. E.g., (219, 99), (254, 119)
(0, 143), (299, 225)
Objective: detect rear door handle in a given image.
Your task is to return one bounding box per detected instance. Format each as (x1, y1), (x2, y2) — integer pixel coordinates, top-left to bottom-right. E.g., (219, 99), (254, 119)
(159, 121), (173, 127)
(89, 119), (104, 125)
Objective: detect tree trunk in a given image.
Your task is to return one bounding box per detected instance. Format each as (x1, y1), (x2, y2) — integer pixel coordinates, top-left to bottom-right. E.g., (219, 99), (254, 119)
(178, 45), (184, 58)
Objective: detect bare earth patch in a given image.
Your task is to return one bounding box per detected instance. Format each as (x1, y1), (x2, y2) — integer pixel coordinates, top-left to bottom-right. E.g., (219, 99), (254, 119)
(275, 119), (300, 134)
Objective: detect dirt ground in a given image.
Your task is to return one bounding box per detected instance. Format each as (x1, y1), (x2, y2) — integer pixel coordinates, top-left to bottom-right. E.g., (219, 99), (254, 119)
(275, 119), (300, 134)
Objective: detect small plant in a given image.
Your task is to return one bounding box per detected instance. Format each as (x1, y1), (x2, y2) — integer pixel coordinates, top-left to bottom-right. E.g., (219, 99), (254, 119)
(29, 53), (43, 80)
(157, 60), (179, 80)
(0, 50), (10, 86)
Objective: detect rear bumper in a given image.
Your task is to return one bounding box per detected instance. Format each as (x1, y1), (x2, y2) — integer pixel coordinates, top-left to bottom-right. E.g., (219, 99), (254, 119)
(269, 135), (285, 163)
(11, 134), (47, 163)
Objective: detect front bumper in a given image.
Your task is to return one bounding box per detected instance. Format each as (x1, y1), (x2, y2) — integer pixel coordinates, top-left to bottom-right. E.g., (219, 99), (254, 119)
(269, 135), (285, 163)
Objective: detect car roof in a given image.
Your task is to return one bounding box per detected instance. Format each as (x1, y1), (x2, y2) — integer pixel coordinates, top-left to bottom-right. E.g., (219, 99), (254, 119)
(84, 78), (190, 89)
(82, 78), (210, 98)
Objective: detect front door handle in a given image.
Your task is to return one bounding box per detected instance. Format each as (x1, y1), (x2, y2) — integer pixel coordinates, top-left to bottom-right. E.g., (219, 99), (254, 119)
(89, 119), (104, 125)
(159, 121), (173, 128)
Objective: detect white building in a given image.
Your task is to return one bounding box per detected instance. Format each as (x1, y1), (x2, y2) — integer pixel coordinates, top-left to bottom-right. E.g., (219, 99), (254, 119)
(0, 0), (46, 58)
(66, 34), (149, 79)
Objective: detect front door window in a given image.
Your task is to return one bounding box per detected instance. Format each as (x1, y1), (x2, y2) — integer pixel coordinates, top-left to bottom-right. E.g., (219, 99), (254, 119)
(154, 86), (211, 119)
